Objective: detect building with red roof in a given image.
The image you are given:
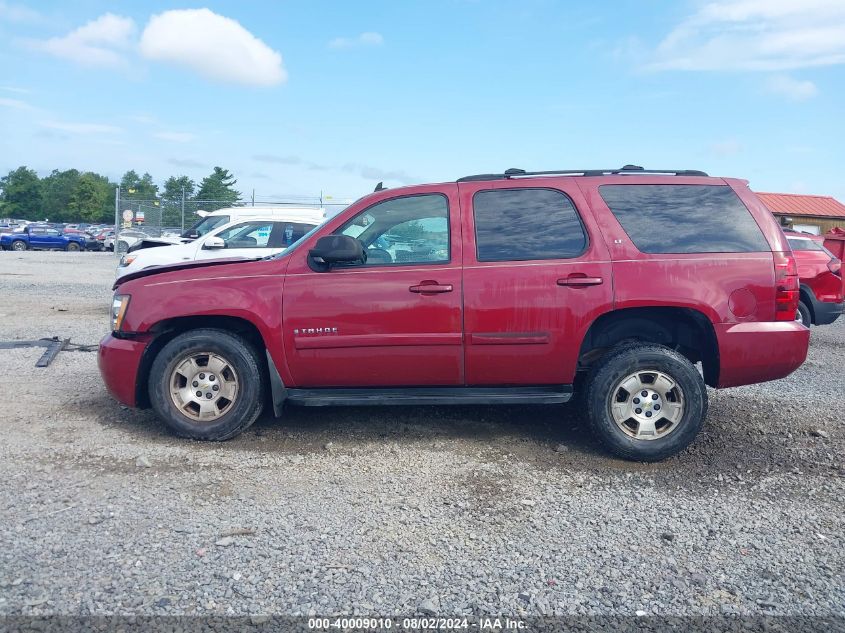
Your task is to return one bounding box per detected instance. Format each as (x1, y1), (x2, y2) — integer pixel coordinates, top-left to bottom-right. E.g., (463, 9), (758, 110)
(756, 192), (845, 235)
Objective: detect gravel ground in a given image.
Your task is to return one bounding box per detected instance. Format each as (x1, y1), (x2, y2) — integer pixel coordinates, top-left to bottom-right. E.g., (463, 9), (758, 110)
(0, 251), (843, 624)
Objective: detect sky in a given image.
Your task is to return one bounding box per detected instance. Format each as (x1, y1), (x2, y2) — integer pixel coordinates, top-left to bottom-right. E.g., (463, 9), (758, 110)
(1, 0), (844, 204)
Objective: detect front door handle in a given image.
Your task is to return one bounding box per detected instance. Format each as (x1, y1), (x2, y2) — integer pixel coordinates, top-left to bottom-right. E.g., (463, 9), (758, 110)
(557, 276), (603, 287)
(410, 281), (453, 294)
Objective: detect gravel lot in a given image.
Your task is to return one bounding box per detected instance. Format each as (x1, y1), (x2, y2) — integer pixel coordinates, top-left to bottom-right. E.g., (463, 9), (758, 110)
(0, 251), (843, 624)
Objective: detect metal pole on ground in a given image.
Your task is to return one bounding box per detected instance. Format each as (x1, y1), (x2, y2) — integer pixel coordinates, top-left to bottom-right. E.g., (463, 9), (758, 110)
(181, 186), (185, 232)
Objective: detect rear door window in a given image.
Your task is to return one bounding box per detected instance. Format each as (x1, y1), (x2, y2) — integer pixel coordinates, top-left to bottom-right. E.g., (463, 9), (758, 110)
(599, 184), (769, 254)
(473, 188), (587, 261)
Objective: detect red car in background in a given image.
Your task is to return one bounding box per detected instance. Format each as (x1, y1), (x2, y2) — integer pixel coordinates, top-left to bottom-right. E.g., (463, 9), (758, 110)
(784, 230), (844, 327)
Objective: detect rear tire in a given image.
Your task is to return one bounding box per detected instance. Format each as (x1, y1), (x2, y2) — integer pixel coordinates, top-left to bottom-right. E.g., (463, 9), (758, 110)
(796, 301), (812, 327)
(11, 240), (27, 251)
(585, 342), (707, 462)
(149, 328), (265, 440)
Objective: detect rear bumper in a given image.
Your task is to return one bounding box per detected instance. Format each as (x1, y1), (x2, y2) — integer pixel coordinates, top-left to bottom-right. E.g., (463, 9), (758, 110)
(715, 321), (809, 388)
(813, 300), (844, 326)
(98, 334), (148, 407)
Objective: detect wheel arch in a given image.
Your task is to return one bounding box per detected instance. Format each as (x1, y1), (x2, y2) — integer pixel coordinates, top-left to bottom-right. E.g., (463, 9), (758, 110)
(135, 314), (272, 409)
(577, 306), (720, 387)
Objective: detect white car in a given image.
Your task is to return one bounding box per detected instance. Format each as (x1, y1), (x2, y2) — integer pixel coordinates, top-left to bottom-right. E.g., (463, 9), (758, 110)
(113, 230), (150, 253)
(122, 206), (327, 253)
(116, 215), (322, 279)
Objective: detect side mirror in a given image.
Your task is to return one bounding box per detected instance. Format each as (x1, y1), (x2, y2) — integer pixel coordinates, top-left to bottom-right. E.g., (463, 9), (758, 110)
(309, 235), (366, 269)
(203, 236), (225, 250)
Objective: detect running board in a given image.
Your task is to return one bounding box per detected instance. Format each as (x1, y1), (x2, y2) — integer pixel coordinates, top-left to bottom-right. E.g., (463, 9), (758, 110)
(285, 385), (573, 407)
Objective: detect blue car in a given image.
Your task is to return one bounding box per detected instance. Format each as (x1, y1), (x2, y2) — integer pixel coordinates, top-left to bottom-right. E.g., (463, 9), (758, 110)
(0, 225), (87, 251)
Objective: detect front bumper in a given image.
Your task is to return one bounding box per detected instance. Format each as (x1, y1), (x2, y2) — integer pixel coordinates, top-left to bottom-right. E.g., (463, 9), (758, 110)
(98, 333), (149, 407)
(715, 321), (810, 388)
(813, 300), (844, 326)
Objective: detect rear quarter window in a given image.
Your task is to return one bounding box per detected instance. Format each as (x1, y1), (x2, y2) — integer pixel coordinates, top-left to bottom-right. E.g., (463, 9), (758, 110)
(599, 184), (769, 254)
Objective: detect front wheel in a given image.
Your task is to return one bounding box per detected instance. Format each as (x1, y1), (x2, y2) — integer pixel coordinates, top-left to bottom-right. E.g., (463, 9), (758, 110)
(585, 343), (707, 462)
(66, 242), (81, 252)
(148, 328), (265, 440)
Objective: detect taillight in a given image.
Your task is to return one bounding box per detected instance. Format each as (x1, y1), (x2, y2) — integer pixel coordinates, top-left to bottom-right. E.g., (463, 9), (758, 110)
(828, 258), (842, 276)
(773, 251), (799, 321)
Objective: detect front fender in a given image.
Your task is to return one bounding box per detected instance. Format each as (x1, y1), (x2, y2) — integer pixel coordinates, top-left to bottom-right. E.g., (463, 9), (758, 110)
(117, 259), (292, 385)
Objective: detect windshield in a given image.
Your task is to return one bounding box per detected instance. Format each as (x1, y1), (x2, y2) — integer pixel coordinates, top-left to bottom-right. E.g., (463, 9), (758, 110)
(182, 215), (230, 238)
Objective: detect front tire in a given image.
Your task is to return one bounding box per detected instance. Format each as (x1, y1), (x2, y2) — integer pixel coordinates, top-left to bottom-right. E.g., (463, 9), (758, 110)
(148, 329), (265, 440)
(66, 242), (81, 252)
(585, 343), (707, 462)
(11, 240), (27, 251)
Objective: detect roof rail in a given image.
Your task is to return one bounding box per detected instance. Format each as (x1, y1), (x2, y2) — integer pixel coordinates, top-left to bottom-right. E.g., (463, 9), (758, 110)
(457, 164), (709, 182)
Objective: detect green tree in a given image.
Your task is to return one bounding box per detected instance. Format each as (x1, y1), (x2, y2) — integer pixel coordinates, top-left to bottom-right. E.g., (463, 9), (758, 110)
(162, 175), (196, 201)
(68, 172), (113, 222)
(196, 166), (240, 209)
(120, 170), (158, 199)
(41, 169), (81, 222)
(0, 166), (42, 220)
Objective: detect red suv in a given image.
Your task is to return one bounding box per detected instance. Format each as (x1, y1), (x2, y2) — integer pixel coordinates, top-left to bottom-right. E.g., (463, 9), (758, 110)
(783, 230), (844, 327)
(99, 165), (809, 461)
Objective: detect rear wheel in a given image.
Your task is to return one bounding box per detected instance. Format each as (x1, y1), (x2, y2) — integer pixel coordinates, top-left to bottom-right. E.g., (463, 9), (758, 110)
(11, 240), (27, 251)
(796, 301), (811, 327)
(149, 328), (265, 440)
(66, 242), (81, 252)
(585, 343), (707, 462)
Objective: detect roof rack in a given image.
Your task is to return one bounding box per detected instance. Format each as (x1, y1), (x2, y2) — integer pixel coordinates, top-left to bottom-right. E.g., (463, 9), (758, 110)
(457, 164), (709, 182)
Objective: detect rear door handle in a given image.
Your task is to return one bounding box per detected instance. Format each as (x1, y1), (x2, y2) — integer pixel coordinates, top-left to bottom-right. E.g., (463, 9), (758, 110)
(557, 276), (603, 287)
(410, 281), (453, 294)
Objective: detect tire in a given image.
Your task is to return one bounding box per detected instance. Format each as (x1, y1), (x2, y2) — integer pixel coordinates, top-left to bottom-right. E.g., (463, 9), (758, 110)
(66, 242), (81, 252)
(796, 301), (812, 327)
(11, 240), (27, 252)
(585, 342), (707, 462)
(148, 328), (265, 440)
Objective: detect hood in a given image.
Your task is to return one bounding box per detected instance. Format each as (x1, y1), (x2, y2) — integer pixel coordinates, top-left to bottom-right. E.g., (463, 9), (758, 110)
(113, 256), (260, 290)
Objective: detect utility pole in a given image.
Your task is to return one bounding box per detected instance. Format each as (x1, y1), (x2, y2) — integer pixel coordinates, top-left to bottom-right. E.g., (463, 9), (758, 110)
(114, 187), (119, 258)
(252, 189), (255, 207)
(181, 186), (186, 232)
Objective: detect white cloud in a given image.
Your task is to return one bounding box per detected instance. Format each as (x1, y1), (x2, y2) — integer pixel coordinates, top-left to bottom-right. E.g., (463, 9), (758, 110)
(708, 138), (743, 157)
(154, 131), (195, 142)
(40, 120), (123, 134)
(25, 13), (136, 68)
(329, 32), (384, 49)
(645, 0), (845, 71)
(0, 96), (32, 109)
(139, 9), (286, 86)
(1, 85), (31, 94)
(0, 1), (41, 23)
(765, 74), (818, 100)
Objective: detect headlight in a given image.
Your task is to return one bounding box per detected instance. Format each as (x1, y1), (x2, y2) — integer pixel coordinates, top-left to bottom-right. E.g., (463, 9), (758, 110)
(119, 255), (136, 267)
(111, 295), (130, 331)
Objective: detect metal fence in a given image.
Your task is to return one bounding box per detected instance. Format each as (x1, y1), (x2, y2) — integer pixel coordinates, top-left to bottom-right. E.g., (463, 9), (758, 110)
(113, 191), (353, 255)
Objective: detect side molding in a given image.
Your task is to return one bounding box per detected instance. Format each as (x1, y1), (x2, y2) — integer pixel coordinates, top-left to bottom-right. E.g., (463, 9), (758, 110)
(265, 350), (288, 417)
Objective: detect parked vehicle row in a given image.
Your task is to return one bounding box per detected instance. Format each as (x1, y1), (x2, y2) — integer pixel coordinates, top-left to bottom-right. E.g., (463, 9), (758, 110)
(0, 224), (91, 251)
(99, 165), (812, 462)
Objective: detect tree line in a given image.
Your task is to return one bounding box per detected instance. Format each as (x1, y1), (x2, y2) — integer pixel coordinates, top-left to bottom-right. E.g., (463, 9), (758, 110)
(0, 166), (240, 223)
